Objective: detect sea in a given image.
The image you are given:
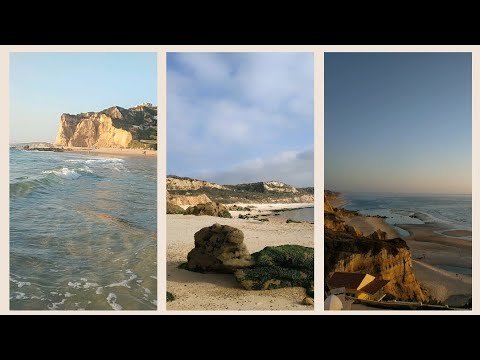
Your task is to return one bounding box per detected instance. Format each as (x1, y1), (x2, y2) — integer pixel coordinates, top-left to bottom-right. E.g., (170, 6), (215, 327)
(342, 193), (472, 238)
(10, 149), (157, 310)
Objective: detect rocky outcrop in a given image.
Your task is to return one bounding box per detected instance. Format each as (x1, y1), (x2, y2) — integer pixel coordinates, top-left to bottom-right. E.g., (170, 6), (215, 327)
(324, 192), (426, 301)
(324, 196), (335, 213)
(234, 245), (314, 297)
(185, 223), (253, 273)
(167, 176), (314, 204)
(167, 176), (227, 190)
(54, 104), (157, 148)
(368, 229), (387, 240)
(324, 228), (426, 301)
(166, 200), (185, 214)
(184, 202), (232, 218)
(168, 194), (212, 206)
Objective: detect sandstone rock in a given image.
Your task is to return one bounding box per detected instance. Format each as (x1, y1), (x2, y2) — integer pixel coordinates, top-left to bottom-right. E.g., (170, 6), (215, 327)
(234, 245), (314, 295)
(54, 104), (157, 148)
(345, 224), (363, 237)
(324, 212), (347, 232)
(324, 228), (426, 301)
(166, 200), (185, 214)
(186, 223), (253, 273)
(324, 196), (335, 213)
(184, 202), (232, 218)
(166, 176), (227, 190)
(368, 229), (387, 240)
(168, 194), (212, 206)
(302, 296), (314, 306)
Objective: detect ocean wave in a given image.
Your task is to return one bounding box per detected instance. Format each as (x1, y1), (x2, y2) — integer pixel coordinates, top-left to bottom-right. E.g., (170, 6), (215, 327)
(42, 167), (81, 180)
(10, 175), (61, 197)
(65, 158), (126, 172)
(65, 157), (124, 164)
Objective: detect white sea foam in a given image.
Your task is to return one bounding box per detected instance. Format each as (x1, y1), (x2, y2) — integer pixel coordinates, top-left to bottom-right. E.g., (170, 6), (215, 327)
(96, 287), (104, 295)
(65, 292), (74, 298)
(106, 293), (122, 311)
(11, 292), (27, 300)
(68, 281), (82, 289)
(105, 274), (137, 289)
(43, 167), (81, 180)
(48, 298), (66, 310)
(10, 277), (31, 288)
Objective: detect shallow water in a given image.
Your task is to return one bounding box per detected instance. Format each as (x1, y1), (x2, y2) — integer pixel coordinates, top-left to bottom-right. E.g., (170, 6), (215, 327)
(10, 149), (157, 310)
(343, 193), (472, 235)
(276, 207), (314, 223)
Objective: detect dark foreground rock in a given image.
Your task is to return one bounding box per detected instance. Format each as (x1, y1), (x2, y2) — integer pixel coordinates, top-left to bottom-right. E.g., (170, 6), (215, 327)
(185, 223), (252, 273)
(167, 291), (175, 302)
(184, 202), (232, 218)
(234, 245), (314, 297)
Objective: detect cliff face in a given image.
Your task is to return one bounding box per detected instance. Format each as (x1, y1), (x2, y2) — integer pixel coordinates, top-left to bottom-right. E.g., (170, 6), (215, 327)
(166, 176), (314, 204)
(167, 176), (227, 191)
(54, 104), (157, 148)
(324, 195), (426, 301)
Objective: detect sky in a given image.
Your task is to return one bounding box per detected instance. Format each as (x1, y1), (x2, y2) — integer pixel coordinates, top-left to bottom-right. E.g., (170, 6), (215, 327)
(325, 52), (471, 195)
(10, 52), (157, 143)
(167, 52), (313, 187)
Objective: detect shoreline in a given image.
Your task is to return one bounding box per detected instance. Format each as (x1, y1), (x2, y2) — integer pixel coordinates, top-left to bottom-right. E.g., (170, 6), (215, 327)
(66, 146), (157, 157)
(167, 213), (314, 310)
(332, 199), (472, 306)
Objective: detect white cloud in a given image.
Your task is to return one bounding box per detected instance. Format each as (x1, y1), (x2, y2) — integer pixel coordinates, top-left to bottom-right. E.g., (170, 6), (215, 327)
(197, 148), (314, 187)
(167, 53), (313, 184)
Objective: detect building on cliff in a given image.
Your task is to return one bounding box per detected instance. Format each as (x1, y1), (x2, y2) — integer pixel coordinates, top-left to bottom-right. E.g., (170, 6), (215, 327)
(328, 272), (389, 301)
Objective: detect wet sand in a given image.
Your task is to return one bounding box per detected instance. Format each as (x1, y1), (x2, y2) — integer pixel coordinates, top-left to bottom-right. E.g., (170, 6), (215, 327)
(397, 223), (471, 306)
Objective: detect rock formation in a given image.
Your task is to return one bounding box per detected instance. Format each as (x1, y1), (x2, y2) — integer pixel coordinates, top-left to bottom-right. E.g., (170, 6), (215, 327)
(184, 202), (232, 218)
(324, 194), (426, 301)
(54, 104), (157, 148)
(168, 194), (212, 206)
(234, 245), (314, 297)
(185, 223), (253, 273)
(167, 176), (226, 190)
(166, 200), (185, 214)
(166, 176), (314, 204)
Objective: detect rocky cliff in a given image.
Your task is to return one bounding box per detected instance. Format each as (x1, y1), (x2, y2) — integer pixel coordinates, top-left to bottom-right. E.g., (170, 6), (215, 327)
(324, 195), (426, 301)
(54, 104), (157, 149)
(167, 176), (227, 190)
(167, 176), (314, 204)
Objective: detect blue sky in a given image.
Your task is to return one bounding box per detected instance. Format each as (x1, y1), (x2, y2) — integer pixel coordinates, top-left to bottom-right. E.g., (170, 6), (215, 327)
(167, 53), (313, 187)
(325, 52), (471, 194)
(10, 52), (157, 143)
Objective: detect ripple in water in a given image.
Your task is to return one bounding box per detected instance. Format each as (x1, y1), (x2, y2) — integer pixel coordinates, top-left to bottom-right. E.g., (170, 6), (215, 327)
(10, 149), (157, 310)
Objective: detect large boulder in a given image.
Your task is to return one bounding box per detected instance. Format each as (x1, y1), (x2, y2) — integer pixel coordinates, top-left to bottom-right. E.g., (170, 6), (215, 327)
(167, 200), (185, 214)
(234, 245), (314, 297)
(185, 223), (253, 273)
(184, 202), (232, 218)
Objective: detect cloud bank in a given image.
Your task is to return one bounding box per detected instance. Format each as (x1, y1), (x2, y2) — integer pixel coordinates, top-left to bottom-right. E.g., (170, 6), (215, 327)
(167, 53), (313, 187)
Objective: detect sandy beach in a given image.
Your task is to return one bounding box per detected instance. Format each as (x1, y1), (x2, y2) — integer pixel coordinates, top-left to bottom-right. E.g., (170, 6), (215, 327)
(398, 222), (471, 306)
(167, 212), (314, 311)
(66, 146), (156, 157)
